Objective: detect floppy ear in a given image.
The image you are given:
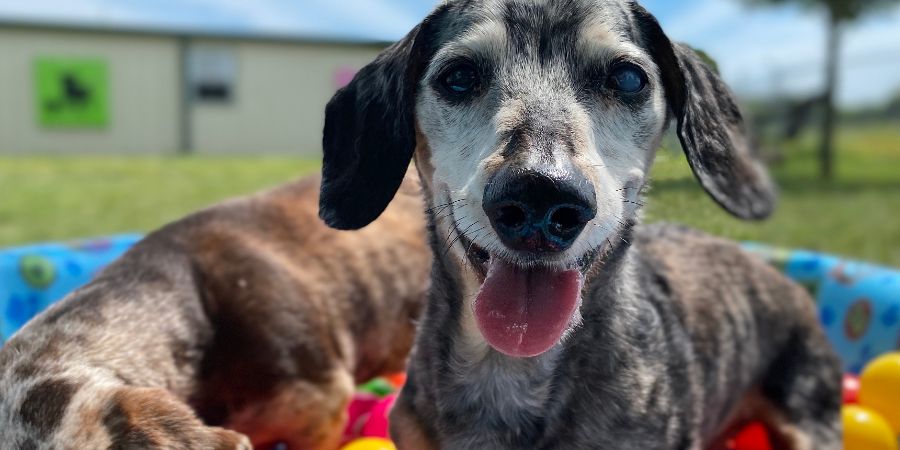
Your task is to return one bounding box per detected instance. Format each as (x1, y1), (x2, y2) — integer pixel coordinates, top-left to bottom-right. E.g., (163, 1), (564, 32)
(631, 4), (776, 220)
(319, 11), (443, 230)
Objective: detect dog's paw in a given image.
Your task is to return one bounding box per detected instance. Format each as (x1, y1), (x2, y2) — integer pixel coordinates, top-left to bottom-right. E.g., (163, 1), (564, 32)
(205, 427), (253, 450)
(96, 387), (253, 450)
(139, 425), (252, 450)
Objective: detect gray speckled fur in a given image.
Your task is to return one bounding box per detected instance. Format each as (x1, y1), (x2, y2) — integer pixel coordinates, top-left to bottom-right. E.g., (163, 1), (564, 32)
(400, 224), (841, 449)
(318, 1), (844, 449)
(0, 176), (431, 450)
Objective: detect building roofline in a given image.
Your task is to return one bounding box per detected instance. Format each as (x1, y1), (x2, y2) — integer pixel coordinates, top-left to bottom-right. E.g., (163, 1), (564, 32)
(0, 16), (393, 48)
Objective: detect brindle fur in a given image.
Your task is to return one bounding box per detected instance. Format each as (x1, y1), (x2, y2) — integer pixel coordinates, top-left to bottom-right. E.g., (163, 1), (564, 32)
(318, 1), (843, 449)
(389, 224), (841, 450)
(0, 174), (430, 449)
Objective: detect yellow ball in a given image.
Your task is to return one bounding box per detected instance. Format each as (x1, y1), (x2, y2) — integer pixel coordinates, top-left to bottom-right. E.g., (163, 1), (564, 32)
(341, 437), (398, 450)
(860, 352), (900, 434)
(844, 405), (899, 450)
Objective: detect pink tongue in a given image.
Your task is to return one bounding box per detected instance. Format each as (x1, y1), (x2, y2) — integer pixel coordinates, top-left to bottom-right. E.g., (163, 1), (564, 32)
(474, 259), (583, 358)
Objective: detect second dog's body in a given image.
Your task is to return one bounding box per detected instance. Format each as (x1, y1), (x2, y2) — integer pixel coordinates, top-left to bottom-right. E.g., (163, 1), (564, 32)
(0, 174), (430, 449)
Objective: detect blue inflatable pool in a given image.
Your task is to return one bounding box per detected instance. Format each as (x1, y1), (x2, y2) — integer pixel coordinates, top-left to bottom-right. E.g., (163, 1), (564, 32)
(0, 234), (141, 341)
(2, 235), (898, 373)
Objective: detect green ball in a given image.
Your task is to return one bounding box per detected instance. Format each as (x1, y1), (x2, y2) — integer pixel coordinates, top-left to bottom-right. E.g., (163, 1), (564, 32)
(359, 378), (395, 397)
(19, 255), (57, 289)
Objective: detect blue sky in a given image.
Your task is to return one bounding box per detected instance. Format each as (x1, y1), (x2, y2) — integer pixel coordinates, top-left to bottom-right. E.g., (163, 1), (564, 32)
(1, 0), (898, 107)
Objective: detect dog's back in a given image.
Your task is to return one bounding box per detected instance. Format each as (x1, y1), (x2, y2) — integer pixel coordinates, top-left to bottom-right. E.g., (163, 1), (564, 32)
(0, 173), (430, 449)
(634, 224), (842, 445)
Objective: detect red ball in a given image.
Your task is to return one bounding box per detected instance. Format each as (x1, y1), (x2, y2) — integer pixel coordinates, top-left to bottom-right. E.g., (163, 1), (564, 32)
(730, 421), (773, 450)
(843, 373), (861, 404)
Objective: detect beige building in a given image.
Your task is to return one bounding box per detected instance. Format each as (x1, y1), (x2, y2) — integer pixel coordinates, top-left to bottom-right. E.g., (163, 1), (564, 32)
(0, 20), (385, 155)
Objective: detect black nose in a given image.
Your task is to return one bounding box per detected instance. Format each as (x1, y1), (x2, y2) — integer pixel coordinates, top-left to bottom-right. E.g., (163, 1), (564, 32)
(483, 167), (596, 253)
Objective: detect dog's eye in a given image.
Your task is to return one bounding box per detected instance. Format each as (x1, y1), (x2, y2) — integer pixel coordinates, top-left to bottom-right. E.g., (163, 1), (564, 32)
(606, 64), (647, 94)
(441, 64), (479, 95)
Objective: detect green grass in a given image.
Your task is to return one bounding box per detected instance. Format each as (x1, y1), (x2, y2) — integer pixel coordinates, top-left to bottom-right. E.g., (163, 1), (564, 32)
(0, 156), (317, 245)
(645, 122), (900, 266)
(1, 122), (898, 266)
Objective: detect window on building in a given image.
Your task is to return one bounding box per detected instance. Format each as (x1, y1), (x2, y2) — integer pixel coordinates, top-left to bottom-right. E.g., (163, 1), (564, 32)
(187, 46), (237, 104)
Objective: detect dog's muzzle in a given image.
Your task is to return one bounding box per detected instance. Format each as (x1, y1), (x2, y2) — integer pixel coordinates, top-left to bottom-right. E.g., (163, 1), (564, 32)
(483, 164), (596, 254)
(466, 162), (597, 358)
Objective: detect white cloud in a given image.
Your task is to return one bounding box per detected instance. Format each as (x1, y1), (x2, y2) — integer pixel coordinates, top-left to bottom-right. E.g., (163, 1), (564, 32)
(663, 1), (743, 42)
(303, 0), (426, 40)
(662, 0), (900, 106)
(173, 0), (305, 31)
(0, 0), (425, 41)
(0, 0), (110, 22)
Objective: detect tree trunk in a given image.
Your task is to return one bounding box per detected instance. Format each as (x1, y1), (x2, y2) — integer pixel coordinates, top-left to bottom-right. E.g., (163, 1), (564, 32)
(820, 10), (841, 180)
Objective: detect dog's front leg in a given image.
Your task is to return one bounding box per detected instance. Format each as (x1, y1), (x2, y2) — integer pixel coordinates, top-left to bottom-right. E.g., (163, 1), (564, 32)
(390, 393), (439, 450)
(7, 381), (251, 450)
(99, 386), (252, 449)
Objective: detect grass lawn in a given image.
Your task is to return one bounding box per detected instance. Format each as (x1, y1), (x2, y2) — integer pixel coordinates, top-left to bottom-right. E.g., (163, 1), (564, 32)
(1, 122), (898, 266)
(646, 122), (900, 266)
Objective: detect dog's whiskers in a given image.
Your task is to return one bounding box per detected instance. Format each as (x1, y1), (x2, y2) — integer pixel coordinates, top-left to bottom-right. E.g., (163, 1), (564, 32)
(442, 217), (465, 254)
(444, 221), (478, 257)
(426, 198), (466, 214)
(433, 210), (458, 223)
(462, 226), (488, 273)
(594, 220), (630, 246)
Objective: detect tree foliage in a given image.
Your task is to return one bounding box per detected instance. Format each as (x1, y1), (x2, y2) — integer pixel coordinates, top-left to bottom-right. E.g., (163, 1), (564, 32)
(742, 0), (898, 21)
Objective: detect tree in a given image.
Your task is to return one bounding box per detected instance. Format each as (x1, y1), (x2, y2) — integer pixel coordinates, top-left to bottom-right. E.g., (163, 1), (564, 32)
(742, 0), (899, 179)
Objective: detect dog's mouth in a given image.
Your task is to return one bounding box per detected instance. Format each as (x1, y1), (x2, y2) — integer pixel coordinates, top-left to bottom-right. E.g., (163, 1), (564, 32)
(452, 215), (600, 359)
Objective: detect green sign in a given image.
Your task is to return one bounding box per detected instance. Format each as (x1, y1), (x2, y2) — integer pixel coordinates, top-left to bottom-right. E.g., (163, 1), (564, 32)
(34, 58), (109, 128)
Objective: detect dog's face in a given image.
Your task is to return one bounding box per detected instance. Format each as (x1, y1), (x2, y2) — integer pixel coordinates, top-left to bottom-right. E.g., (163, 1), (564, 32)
(416, 1), (668, 267)
(319, 0), (776, 358)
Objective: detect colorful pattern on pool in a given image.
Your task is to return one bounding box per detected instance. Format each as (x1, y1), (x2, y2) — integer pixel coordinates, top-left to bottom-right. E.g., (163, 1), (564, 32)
(0, 236), (898, 372)
(0, 234), (141, 342)
(744, 244), (900, 373)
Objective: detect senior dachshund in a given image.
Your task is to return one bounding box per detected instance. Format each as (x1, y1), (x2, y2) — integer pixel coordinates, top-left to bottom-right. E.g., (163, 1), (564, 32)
(0, 174), (430, 450)
(318, 1), (843, 449)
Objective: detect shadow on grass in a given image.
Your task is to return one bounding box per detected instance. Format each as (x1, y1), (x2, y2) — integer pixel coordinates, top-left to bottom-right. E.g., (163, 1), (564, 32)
(652, 176), (900, 195)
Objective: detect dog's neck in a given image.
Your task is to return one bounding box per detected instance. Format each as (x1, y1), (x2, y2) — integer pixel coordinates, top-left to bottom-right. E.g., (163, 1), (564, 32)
(409, 213), (640, 444)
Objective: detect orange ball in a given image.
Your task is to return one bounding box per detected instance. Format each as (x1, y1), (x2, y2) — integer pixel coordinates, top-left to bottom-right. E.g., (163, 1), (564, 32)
(385, 372), (407, 389)
(843, 405), (899, 450)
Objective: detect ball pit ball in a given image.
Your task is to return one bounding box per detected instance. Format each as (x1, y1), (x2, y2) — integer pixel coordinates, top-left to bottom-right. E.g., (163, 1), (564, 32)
(340, 437), (397, 450)
(360, 378), (396, 397)
(361, 394), (397, 439)
(843, 373), (861, 404)
(843, 405), (899, 450)
(859, 352), (900, 433)
(727, 421), (772, 450)
(344, 393), (380, 442)
(386, 372), (407, 389)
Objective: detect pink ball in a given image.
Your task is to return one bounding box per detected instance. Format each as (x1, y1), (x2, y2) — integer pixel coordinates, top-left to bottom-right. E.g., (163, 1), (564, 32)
(343, 393), (380, 443)
(361, 394), (397, 439)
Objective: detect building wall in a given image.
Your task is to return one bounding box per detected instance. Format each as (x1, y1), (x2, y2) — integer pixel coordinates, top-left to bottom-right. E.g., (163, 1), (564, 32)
(0, 27), (383, 155)
(190, 39), (382, 155)
(0, 27), (181, 154)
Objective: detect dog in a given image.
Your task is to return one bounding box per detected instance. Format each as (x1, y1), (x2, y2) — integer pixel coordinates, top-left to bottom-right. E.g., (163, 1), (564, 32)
(317, 1), (843, 449)
(0, 174), (430, 450)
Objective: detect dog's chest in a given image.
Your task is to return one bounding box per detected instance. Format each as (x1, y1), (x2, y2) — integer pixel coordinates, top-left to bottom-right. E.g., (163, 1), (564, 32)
(438, 352), (560, 447)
